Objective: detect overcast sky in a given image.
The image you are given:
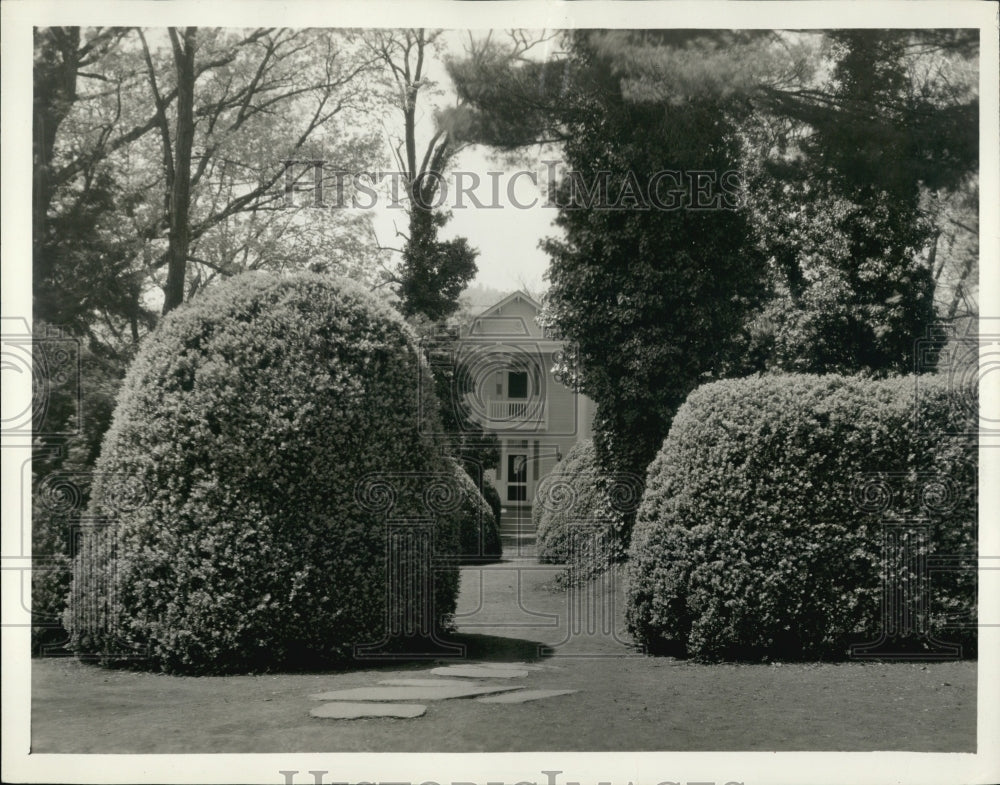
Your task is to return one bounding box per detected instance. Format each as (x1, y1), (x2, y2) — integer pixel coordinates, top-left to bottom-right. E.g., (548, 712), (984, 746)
(368, 30), (562, 298)
(366, 142), (561, 297)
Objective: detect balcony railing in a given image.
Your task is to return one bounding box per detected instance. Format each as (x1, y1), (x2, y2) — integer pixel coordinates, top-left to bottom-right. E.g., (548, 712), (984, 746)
(488, 399), (544, 422)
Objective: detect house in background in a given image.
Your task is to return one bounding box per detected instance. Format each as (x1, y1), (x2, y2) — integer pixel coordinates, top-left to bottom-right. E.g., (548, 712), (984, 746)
(458, 291), (594, 511)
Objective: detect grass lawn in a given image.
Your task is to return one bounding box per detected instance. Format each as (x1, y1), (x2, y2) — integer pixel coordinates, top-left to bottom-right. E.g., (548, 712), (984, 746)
(31, 557), (976, 753)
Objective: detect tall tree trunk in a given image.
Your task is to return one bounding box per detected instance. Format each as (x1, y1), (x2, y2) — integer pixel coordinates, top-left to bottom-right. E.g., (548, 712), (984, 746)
(946, 253), (976, 322)
(162, 28), (197, 315)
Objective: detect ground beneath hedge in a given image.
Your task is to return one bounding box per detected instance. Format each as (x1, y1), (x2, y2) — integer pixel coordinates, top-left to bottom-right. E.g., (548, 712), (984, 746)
(31, 555), (976, 753)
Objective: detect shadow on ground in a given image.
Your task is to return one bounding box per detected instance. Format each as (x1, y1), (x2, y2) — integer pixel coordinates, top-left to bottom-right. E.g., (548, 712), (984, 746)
(439, 632), (551, 662)
(30, 561), (977, 753)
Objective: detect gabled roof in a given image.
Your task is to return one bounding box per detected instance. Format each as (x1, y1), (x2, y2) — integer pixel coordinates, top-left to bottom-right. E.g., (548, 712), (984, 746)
(476, 289), (542, 318)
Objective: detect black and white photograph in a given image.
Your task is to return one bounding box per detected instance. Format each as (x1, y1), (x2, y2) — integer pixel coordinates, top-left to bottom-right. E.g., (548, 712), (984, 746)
(2, 2), (998, 784)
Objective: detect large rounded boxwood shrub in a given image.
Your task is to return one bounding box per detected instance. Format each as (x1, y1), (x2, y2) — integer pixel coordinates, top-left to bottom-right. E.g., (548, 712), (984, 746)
(626, 374), (976, 661)
(66, 272), (460, 673)
(534, 440), (642, 580)
(447, 459), (502, 562)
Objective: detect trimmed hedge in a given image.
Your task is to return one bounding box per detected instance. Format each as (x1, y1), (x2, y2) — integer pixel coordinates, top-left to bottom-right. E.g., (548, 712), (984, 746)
(480, 477), (503, 529)
(626, 373), (977, 661)
(448, 459), (502, 562)
(534, 440), (598, 565)
(454, 461), (502, 535)
(534, 440), (642, 580)
(66, 272), (459, 673)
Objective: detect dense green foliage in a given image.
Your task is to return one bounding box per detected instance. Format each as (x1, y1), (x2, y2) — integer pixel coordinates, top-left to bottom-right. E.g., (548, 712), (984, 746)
(420, 324), (500, 477)
(451, 29), (978, 495)
(32, 334), (126, 654)
(399, 209), (479, 323)
(479, 476), (502, 528)
(447, 459), (502, 563)
(626, 374), (977, 661)
(33, 30), (982, 670)
(534, 440), (642, 580)
(66, 273), (460, 673)
(534, 441), (601, 566)
(746, 180), (936, 374)
(744, 31), (947, 376)
(31, 489), (75, 655)
(539, 31), (769, 494)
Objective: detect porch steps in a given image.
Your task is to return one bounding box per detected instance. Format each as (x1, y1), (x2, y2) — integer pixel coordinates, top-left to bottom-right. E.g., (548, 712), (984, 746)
(497, 507), (536, 546)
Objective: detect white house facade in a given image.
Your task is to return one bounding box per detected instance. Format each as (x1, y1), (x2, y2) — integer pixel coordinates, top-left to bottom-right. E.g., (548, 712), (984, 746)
(459, 291), (594, 508)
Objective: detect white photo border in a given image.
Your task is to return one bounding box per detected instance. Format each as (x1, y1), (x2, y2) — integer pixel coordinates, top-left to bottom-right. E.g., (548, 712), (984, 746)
(3, 2), (998, 784)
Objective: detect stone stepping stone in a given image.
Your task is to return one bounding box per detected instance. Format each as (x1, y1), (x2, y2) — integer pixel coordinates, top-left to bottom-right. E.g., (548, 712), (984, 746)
(311, 702), (426, 719)
(472, 662), (551, 671)
(476, 689), (578, 704)
(379, 678), (481, 687)
(309, 684), (523, 701)
(429, 665), (528, 679)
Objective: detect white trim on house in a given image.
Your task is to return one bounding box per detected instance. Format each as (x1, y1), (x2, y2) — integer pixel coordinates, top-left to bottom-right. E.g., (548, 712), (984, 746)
(460, 291), (593, 510)
(474, 289), (543, 319)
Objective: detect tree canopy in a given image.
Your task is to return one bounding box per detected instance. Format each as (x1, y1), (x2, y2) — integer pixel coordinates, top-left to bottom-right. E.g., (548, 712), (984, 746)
(448, 26), (979, 516)
(33, 27), (383, 354)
